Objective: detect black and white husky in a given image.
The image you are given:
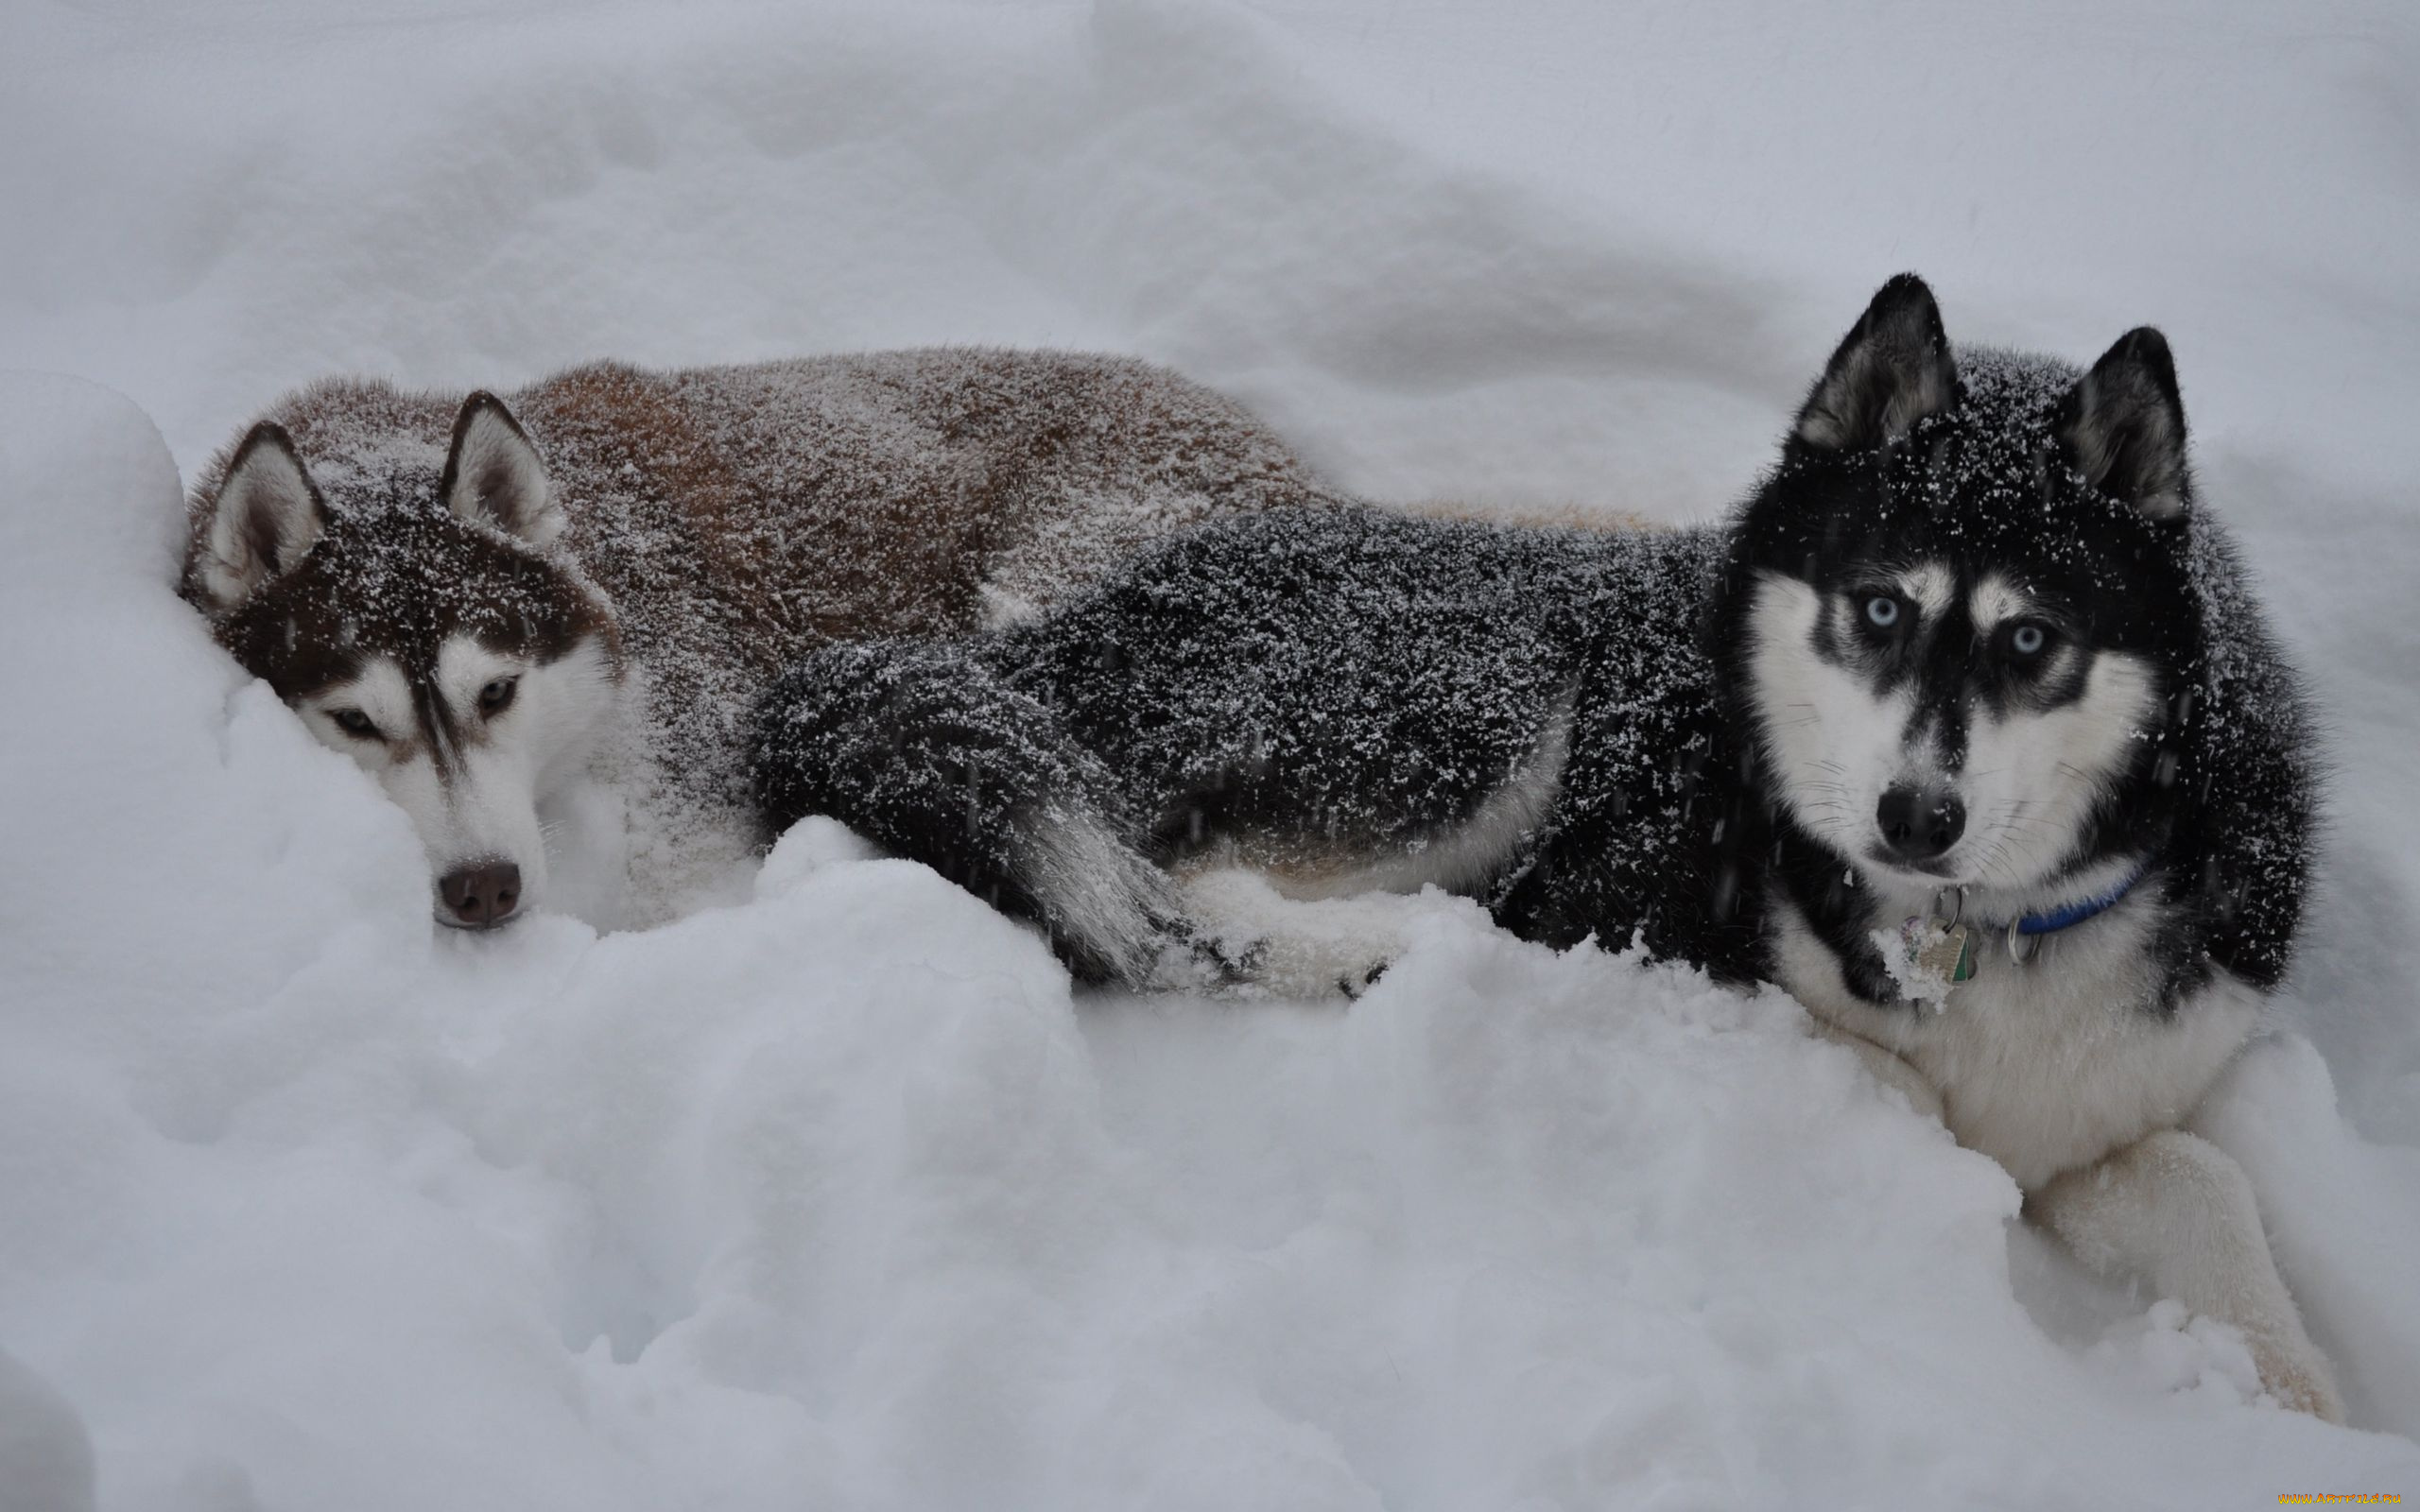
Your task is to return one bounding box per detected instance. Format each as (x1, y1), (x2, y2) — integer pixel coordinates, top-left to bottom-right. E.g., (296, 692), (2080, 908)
(752, 277), (2342, 1418)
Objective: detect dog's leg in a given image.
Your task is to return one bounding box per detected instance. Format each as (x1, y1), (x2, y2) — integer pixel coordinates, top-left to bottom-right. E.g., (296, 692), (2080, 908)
(1806, 1019), (1945, 1121)
(1174, 868), (1405, 999)
(2030, 1128), (2344, 1421)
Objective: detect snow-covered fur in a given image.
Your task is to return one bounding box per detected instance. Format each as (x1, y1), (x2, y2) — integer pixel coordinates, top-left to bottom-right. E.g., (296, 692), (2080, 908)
(182, 351), (1350, 926)
(752, 277), (2339, 1417)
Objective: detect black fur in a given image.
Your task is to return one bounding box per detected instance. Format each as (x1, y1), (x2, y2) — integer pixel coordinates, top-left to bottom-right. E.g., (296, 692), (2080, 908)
(1717, 304), (2312, 1006)
(751, 640), (1167, 983)
(754, 510), (1745, 981)
(751, 277), (2314, 1011)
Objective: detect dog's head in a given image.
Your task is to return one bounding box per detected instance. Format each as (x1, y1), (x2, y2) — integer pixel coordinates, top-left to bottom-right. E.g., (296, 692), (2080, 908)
(1720, 275), (2202, 907)
(184, 389), (623, 928)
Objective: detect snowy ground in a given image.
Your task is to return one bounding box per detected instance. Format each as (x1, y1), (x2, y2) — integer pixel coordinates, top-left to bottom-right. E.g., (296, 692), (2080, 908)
(6, 1), (2420, 1506)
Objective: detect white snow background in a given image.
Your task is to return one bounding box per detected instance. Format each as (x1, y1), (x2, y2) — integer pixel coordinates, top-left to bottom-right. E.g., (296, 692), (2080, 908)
(6, 0), (2420, 1506)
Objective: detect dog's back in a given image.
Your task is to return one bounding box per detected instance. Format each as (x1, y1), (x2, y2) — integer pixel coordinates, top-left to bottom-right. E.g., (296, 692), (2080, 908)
(201, 349), (1349, 769)
(525, 351), (1342, 647)
(752, 505), (1735, 982)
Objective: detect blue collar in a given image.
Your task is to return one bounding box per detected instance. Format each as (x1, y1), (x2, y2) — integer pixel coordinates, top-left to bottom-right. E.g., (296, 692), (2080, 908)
(2007, 863), (2149, 937)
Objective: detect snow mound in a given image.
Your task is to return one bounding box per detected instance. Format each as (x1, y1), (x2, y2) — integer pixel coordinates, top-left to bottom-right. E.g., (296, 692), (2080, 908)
(0, 1347), (96, 1512)
(7, 0), (2420, 1500)
(5, 375), (2414, 1508)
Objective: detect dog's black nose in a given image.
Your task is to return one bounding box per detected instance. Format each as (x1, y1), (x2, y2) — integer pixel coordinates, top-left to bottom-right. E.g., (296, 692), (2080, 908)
(440, 861), (522, 927)
(1876, 785), (1964, 861)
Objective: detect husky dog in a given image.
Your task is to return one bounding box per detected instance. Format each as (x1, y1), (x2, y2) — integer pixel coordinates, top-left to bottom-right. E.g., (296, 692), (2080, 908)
(182, 351), (1348, 927)
(752, 277), (2342, 1418)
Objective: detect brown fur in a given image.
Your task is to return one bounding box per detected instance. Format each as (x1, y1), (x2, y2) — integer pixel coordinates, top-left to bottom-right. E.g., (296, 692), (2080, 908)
(185, 349), (1354, 809)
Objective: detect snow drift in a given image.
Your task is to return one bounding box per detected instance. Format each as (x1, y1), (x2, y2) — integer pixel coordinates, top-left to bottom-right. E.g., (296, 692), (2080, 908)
(5, 370), (2415, 1508)
(5, 0), (2420, 1505)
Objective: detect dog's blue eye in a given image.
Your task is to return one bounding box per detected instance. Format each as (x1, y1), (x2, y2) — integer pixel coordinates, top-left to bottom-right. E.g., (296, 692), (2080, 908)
(2012, 624), (2047, 656)
(332, 709), (379, 739)
(478, 677), (518, 716)
(1864, 595), (1900, 628)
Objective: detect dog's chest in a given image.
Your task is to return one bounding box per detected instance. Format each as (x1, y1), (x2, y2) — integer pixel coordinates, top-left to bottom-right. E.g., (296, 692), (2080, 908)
(1773, 899), (2262, 1188)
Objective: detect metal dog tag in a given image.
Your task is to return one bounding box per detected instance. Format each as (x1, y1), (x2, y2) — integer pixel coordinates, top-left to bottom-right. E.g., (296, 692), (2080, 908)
(1882, 914), (1977, 1008)
(1913, 920), (1977, 985)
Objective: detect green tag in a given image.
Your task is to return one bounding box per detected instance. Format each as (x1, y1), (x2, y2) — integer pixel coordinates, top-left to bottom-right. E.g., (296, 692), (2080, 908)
(1919, 924), (1977, 984)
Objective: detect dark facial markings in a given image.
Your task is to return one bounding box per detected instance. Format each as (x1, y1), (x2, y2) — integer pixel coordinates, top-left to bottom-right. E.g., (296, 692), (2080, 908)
(415, 672), (469, 783)
(212, 490), (613, 791)
(1708, 331), (2257, 1001)
(332, 707), (381, 741)
(416, 669), (523, 784)
(1802, 567), (2099, 773)
(313, 660), (523, 782)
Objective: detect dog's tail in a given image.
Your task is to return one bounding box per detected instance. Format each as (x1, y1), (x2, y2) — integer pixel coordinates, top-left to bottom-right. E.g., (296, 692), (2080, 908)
(750, 639), (1184, 987)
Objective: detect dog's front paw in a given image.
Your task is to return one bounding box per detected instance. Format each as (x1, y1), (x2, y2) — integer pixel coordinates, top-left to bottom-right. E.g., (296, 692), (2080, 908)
(1137, 921), (1260, 994)
(2249, 1332), (2347, 1424)
(1245, 932), (1395, 1000)
(1171, 868), (1403, 1000)
(1340, 959), (1390, 1000)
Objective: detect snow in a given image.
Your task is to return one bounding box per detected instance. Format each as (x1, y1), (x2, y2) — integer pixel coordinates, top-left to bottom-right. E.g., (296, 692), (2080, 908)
(5, 0), (2420, 1505)
(1871, 919), (1961, 1009)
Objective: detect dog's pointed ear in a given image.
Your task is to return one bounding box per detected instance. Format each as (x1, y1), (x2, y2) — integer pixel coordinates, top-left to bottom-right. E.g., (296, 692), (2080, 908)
(194, 421), (328, 610)
(2057, 327), (2190, 521)
(441, 392), (562, 546)
(1793, 273), (1959, 452)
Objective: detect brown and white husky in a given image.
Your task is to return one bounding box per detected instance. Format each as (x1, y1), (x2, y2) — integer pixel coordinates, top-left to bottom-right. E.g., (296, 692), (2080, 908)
(181, 351), (1347, 928)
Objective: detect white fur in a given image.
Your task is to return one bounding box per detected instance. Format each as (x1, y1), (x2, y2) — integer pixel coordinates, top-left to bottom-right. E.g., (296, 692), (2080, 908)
(1781, 892), (2341, 1412)
(1746, 574), (1921, 854)
(1900, 563), (1955, 618)
(297, 634), (620, 921)
(1746, 563), (2338, 1413)
(298, 656), (411, 756)
(1961, 656), (2158, 889)
(1966, 573), (2027, 631)
(1012, 805), (1183, 985)
(1745, 570), (2160, 895)
(2032, 1129), (2343, 1420)
(1775, 890), (2259, 1190)
(1750, 547), (2225, 1184)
